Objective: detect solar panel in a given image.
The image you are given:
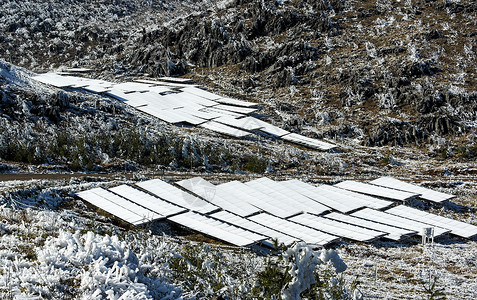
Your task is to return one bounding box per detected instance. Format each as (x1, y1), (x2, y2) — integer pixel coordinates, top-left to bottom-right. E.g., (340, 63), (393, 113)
(281, 133), (337, 151)
(281, 180), (367, 213)
(335, 180), (419, 201)
(370, 177), (455, 203)
(136, 179), (219, 214)
(210, 211), (297, 246)
(246, 118), (289, 137)
(168, 211), (267, 247)
(324, 212), (416, 241)
(351, 208), (450, 237)
(199, 121), (252, 138)
(77, 188), (162, 225)
(214, 104), (257, 115)
(176, 107), (223, 120)
(248, 213), (339, 246)
(111, 82), (151, 93)
(177, 177), (261, 217)
(32, 73), (85, 88)
(218, 181), (301, 218)
(108, 90), (160, 107)
(214, 116), (265, 131)
(317, 185), (394, 210)
(214, 97), (258, 107)
(157, 77), (194, 84)
(160, 92), (218, 108)
(385, 205), (477, 239)
(290, 213), (387, 242)
(137, 106), (207, 125)
(202, 107), (245, 118)
(182, 86), (223, 100)
(109, 185), (187, 217)
(246, 178), (330, 215)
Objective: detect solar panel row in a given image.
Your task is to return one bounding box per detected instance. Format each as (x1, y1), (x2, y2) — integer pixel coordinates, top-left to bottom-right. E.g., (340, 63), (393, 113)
(351, 208), (451, 237)
(370, 177), (454, 203)
(168, 211), (267, 247)
(386, 205), (477, 239)
(334, 180), (419, 201)
(34, 73), (336, 151)
(290, 213), (387, 242)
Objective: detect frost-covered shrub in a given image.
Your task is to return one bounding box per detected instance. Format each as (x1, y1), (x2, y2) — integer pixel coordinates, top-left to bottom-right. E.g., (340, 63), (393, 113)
(254, 242), (360, 299)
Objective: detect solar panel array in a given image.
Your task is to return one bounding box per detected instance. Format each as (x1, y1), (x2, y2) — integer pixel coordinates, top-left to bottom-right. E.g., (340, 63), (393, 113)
(386, 205), (477, 239)
(33, 72), (336, 151)
(281, 180), (366, 213)
(246, 178), (330, 215)
(168, 211), (267, 247)
(109, 185), (186, 217)
(77, 187), (162, 225)
(76, 176), (476, 247)
(289, 213), (387, 242)
(248, 213), (339, 246)
(335, 180), (419, 201)
(351, 208), (451, 237)
(218, 181), (300, 218)
(136, 179), (219, 214)
(369, 177), (455, 203)
(177, 178), (261, 217)
(324, 212), (416, 241)
(210, 211), (297, 246)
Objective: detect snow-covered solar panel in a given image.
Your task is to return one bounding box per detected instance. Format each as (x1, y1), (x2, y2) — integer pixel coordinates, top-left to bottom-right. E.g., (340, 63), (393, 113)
(108, 90), (161, 107)
(202, 107), (245, 118)
(161, 92), (218, 108)
(249, 118), (290, 137)
(246, 178), (330, 215)
(317, 185), (394, 210)
(177, 177), (260, 217)
(111, 82), (150, 93)
(286, 180), (369, 213)
(281, 133), (337, 151)
(214, 97), (258, 107)
(134, 79), (182, 89)
(147, 86), (175, 94)
(214, 104), (257, 115)
(370, 177), (455, 203)
(176, 107), (222, 120)
(218, 181), (298, 218)
(168, 211), (267, 247)
(136, 179), (219, 214)
(214, 116), (265, 131)
(324, 212), (416, 241)
(109, 185), (186, 217)
(248, 213), (339, 246)
(157, 77), (194, 84)
(290, 213), (386, 242)
(33, 73), (86, 88)
(351, 208), (450, 237)
(77, 188), (162, 225)
(182, 86), (223, 100)
(385, 205), (477, 239)
(77, 189), (146, 225)
(199, 121), (252, 138)
(335, 180), (419, 201)
(137, 106), (207, 125)
(210, 211), (297, 246)
(88, 187), (163, 222)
